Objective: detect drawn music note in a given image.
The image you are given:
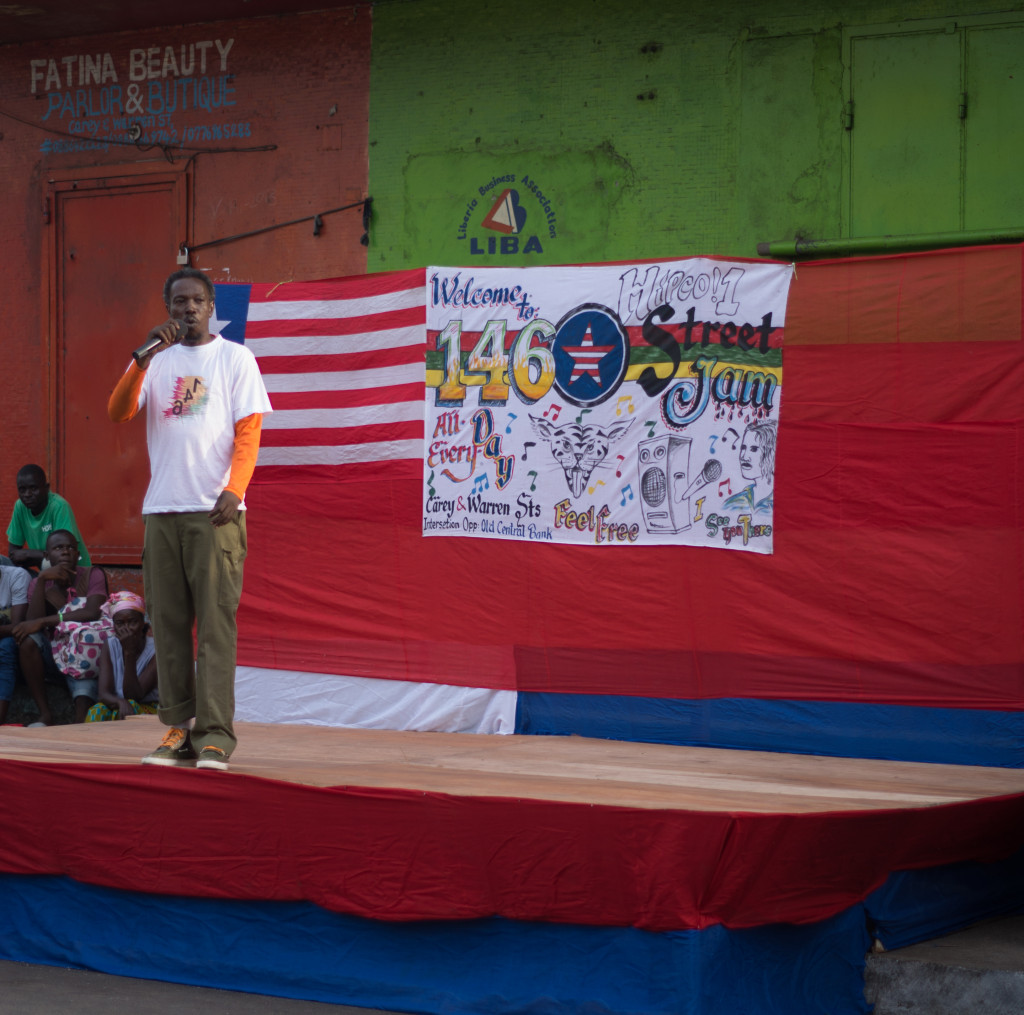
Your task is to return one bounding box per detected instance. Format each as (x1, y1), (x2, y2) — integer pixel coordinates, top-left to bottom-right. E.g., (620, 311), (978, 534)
(615, 454), (625, 478)
(619, 483), (634, 506)
(505, 412), (518, 434)
(644, 420), (656, 438)
(427, 470), (436, 497)
(473, 474), (490, 493)
(575, 408), (592, 424)
(709, 434), (719, 454)
(717, 478), (732, 497)
(522, 441), (536, 461)
(588, 479), (606, 495)
(725, 427), (740, 450)
(527, 470), (538, 492)
(543, 403), (562, 421)
(615, 395), (635, 417)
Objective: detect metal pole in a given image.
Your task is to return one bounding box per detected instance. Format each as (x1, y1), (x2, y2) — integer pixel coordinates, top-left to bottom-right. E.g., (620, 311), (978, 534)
(757, 228), (1024, 259)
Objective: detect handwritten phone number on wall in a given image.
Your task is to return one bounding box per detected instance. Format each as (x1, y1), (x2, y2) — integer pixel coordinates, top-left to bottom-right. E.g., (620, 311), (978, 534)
(39, 137), (110, 153)
(181, 121), (251, 141)
(40, 120), (253, 153)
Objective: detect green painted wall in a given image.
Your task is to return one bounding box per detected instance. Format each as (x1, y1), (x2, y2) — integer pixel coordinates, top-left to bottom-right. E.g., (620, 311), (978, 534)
(368, 0), (1024, 269)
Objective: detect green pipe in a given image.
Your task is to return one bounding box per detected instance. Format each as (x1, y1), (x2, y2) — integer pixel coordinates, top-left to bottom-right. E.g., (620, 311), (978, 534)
(757, 228), (1024, 259)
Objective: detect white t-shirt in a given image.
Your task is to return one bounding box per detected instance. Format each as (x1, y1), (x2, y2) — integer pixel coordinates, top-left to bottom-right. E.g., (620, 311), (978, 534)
(137, 336), (272, 514)
(0, 565), (30, 611)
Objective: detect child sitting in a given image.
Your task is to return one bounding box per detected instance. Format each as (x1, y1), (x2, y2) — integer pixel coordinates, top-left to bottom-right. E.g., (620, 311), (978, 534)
(86, 592), (158, 721)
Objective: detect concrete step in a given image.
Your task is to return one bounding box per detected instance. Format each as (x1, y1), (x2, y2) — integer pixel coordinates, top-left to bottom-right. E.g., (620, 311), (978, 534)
(866, 914), (1024, 1015)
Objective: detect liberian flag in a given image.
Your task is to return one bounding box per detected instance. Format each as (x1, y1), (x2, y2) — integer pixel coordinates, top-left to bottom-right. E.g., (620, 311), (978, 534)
(214, 268), (427, 484)
(226, 249), (1024, 770)
(219, 269), (516, 734)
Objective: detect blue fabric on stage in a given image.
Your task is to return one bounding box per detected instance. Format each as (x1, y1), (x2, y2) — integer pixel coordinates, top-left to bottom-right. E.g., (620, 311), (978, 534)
(0, 874), (871, 1014)
(516, 694), (1024, 767)
(865, 848), (1024, 950)
(4, 856), (1021, 1011)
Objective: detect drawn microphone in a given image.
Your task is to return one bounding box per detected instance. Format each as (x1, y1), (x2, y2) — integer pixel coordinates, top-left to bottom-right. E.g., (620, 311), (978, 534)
(680, 458), (723, 501)
(132, 319), (187, 366)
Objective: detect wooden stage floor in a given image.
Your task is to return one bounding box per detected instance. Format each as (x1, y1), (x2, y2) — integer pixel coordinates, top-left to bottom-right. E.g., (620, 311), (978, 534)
(2, 714), (1023, 814)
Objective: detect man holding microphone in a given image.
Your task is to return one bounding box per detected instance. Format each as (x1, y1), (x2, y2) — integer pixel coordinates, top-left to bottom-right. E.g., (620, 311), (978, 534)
(109, 268), (271, 770)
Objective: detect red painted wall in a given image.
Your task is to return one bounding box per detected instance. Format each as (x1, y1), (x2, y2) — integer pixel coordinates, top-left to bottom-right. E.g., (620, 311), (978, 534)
(0, 7), (370, 559)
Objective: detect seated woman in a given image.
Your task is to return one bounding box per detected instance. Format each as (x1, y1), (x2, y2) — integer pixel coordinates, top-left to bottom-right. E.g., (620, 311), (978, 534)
(86, 592), (158, 721)
(11, 528), (108, 725)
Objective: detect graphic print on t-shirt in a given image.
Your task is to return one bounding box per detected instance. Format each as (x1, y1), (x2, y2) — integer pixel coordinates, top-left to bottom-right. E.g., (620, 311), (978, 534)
(162, 375), (209, 420)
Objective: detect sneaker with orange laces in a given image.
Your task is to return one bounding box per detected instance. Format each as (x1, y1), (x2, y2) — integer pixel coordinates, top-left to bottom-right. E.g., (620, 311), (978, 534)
(196, 745), (230, 771)
(141, 727), (196, 767)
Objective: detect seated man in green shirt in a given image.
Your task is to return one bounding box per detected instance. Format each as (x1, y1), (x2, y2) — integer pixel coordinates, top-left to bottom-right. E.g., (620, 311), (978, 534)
(7, 464), (91, 568)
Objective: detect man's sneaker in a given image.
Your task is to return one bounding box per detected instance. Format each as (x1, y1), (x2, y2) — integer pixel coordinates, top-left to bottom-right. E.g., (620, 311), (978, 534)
(141, 727), (196, 767)
(196, 746), (230, 771)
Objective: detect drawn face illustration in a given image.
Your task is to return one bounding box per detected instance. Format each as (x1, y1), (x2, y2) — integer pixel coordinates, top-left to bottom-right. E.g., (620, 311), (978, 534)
(737, 421), (777, 487)
(739, 429), (762, 480)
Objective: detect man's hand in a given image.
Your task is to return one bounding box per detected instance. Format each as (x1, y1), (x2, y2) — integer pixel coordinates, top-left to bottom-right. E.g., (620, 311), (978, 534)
(135, 318), (185, 368)
(209, 490), (241, 527)
(40, 561), (76, 586)
(11, 618), (45, 645)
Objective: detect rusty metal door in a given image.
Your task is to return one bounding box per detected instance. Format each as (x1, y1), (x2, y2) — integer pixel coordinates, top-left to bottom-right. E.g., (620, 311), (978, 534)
(52, 173), (186, 563)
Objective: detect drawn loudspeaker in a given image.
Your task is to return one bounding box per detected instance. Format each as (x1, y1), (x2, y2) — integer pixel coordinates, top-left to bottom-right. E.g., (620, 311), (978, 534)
(638, 435), (692, 533)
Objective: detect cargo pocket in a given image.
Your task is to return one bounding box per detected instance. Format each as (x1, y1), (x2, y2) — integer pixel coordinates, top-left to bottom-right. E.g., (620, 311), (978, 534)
(217, 515), (247, 608)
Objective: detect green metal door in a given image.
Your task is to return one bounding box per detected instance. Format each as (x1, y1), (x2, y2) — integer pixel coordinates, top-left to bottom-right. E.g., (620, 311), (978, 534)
(849, 29), (961, 237)
(964, 24), (1024, 230)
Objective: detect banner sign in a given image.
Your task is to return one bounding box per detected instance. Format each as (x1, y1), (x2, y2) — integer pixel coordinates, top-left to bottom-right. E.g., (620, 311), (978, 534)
(424, 260), (794, 552)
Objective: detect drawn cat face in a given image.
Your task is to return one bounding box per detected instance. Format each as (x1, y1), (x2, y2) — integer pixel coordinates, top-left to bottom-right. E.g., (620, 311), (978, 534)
(529, 415), (634, 497)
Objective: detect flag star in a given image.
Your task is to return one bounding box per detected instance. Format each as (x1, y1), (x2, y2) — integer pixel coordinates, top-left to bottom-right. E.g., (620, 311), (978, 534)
(209, 309), (232, 336)
(563, 324), (614, 383)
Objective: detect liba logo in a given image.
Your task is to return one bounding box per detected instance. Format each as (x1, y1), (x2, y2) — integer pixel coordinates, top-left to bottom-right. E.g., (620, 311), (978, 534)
(456, 173), (558, 256)
(482, 189), (526, 235)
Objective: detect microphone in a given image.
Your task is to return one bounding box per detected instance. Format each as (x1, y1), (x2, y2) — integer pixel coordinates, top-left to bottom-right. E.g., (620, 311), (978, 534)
(680, 459), (723, 501)
(133, 320), (187, 366)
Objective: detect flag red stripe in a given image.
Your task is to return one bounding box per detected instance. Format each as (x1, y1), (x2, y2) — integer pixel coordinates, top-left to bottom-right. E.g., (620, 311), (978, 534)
(267, 383), (424, 411)
(249, 268), (426, 303)
(241, 480), (1024, 706)
(251, 459), (422, 486)
(259, 420), (423, 447)
(256, 344), (421, 376)
(246, 304), (424, 339)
